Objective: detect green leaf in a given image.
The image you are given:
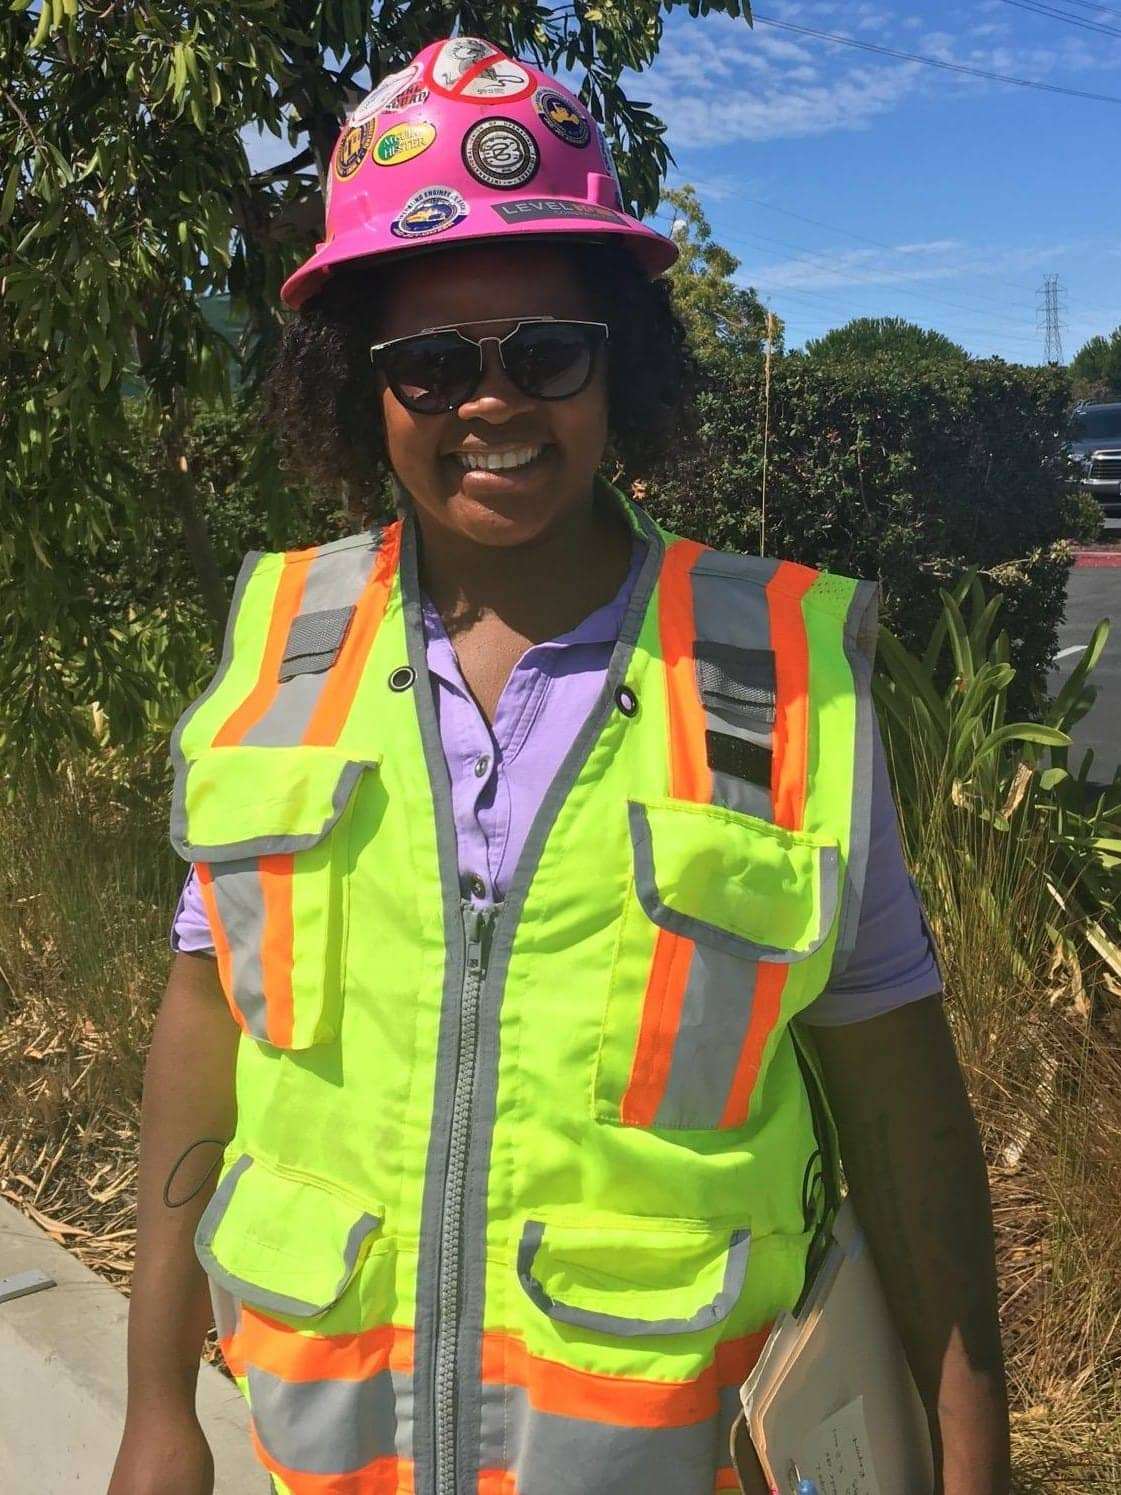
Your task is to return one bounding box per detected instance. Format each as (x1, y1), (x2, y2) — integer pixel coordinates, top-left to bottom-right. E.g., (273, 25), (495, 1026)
(0, 163), (20, 226)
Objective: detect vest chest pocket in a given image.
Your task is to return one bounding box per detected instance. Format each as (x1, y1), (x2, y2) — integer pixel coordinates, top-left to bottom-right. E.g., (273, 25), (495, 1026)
(177, 745), (379, 1049)
(594, 797), (841, 1131)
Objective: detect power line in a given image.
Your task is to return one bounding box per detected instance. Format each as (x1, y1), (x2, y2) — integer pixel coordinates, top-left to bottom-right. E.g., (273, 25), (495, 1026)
(751, 12), (1121, 103)
(996, 0), (1121, 40)
(1037, 274), (1067, 362)
(1029, 0), (1121, 19)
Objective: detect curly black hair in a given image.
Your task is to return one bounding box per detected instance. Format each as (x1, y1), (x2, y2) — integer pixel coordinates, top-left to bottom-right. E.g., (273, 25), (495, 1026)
(262, 238), (693, 516)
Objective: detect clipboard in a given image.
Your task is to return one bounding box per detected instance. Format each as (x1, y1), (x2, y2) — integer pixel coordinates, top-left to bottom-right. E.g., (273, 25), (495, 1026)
(733, 1197), (935, 1494)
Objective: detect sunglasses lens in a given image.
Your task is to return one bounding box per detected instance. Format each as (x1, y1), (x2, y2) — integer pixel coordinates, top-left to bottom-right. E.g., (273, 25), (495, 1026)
(505, 323), (598, 400)
(383, 334), (478, 413)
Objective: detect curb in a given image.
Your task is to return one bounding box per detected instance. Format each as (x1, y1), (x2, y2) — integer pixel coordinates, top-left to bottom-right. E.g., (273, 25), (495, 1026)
(1073, 550), (1121, 568)
(0, 1195), (265, 1492)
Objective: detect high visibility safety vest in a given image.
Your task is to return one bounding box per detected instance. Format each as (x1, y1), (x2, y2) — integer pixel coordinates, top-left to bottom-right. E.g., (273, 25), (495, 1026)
(169, 480), (880, 1495)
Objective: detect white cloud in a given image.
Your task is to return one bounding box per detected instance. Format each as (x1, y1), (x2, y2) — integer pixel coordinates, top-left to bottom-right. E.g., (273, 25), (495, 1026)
(736, 240), (1077, 296)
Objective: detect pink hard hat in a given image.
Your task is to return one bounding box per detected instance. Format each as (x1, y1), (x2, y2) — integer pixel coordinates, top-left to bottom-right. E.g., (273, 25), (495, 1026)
(280, 36), (678, 309)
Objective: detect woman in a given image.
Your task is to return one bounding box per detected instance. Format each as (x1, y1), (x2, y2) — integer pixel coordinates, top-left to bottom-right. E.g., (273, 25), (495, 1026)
(111, 37), (1010, 1495)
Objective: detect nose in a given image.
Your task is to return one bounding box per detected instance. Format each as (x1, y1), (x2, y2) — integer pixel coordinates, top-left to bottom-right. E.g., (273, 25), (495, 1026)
(455, 337), (535, 424)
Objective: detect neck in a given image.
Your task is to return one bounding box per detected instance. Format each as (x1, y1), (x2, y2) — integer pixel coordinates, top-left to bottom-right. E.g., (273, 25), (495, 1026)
(412, 482), (635, 644)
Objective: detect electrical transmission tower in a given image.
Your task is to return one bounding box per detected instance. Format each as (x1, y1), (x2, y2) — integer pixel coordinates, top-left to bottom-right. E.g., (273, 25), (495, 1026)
(1037, 274), (1066, 364)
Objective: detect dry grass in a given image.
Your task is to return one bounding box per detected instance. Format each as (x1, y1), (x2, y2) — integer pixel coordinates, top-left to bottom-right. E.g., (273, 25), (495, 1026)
(2, 744), (1120, 1483)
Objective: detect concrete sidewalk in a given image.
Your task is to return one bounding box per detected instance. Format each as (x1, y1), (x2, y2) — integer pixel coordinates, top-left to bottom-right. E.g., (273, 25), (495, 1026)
(0, 1195), (264, 1491)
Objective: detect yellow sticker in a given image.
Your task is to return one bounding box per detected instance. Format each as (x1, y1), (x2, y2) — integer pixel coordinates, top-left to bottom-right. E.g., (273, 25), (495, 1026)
(334, 122), (374, 180)
(372, 121), (437, 167)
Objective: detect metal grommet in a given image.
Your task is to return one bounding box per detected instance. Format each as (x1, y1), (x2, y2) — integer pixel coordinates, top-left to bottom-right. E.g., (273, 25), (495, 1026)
(388, 666), (416, 692)
(615, 685), (638, 718)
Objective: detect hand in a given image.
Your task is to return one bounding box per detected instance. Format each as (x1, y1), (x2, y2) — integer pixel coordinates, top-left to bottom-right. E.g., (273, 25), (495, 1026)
(107, 1405), (215, 1495)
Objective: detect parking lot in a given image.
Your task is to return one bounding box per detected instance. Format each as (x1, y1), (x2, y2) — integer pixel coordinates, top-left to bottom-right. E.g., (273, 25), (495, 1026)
(1048, 550), (1120, 787)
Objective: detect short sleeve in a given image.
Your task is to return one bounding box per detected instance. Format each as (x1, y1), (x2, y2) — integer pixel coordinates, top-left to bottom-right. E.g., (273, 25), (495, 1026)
(798, 712), (946, 1027)
(169, 864), (217, 958)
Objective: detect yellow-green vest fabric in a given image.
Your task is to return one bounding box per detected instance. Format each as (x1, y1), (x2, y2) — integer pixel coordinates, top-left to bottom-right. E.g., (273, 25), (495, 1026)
(169, 488), (879, 1495)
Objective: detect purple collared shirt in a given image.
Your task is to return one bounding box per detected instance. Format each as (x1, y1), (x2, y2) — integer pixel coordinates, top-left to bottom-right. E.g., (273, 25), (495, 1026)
(170, 541), (943, 1025)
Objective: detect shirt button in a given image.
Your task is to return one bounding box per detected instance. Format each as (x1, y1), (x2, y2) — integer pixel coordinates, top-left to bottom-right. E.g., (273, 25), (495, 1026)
(468, 874), (487, 899)
(473, 754), (491, 779)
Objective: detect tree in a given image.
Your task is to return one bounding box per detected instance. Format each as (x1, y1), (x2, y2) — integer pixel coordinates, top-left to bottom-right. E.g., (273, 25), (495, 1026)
(0, 0), (762, 773)
(805, 317), (968, 366)
(661, 184), (779, 363)
(1070, 327), (1121, 402)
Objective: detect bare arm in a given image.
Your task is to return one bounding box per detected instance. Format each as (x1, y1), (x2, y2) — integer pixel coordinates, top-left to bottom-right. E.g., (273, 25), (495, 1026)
(109, 952), (239, 1494)
(809, 996), (1011, 1495)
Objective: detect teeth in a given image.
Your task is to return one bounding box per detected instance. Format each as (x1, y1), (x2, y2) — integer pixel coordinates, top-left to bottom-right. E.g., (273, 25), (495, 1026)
(456, 446), (543, 471)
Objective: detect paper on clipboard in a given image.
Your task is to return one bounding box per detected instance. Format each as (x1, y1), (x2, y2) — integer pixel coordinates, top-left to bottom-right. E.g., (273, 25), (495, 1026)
(796, 1396), (882, 1495)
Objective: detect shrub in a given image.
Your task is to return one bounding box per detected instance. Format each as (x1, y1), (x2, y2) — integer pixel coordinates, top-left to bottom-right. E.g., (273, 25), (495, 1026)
(644, 352), (1087, 705)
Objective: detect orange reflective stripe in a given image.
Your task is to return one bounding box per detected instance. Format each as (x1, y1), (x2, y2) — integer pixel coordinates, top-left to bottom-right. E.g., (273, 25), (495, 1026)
(251, 1428), (414, 1495)
(483, 1332), (738, 1428)
(619, 537), (709, 1126)
(218, 1331), (245, 1380)
(477, 1473), (517, 1495)
(193, 863), (248, 1035)
(236, 1308), (415, 1383)
(719, 962), (787, 1130)
(713, 1326), (772, 1386)
(619, 925), (694, 1128)
(660, 537), (711, 801)
(259, 853), (296, 1047)
(765, 561), (816, 832)
(714, 1470), (742, 1490)
(213, 545), (317, 748)
(304, 522), (402, 747)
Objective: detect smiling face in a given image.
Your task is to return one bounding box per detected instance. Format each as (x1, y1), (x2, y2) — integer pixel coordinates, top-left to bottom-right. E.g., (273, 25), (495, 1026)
(369, 241), (609, 551)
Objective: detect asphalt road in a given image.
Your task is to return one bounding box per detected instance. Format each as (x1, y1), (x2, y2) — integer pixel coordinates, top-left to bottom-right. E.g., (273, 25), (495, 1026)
(1048, 560), (1121, 786)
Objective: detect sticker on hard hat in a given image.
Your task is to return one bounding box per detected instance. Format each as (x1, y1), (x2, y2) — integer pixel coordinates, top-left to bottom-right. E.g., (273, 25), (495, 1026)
(594, 121), (624, 208)
(382, 81), (429, 112)
(432, 37), (494, 90)
(349, 64), (419, 127)
(430, 38), (533, 102)
(491, 198), (624, 225)
(373, 121), (437, 167)
(334, 122), (375, 180)
(462, 118), (539, 190)
(533, 89), (590, 148)
(391, 186), (470, 239)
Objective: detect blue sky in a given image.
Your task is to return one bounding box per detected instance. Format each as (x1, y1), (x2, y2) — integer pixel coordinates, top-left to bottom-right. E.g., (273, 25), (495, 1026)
(243, 3), (1120, 361)
(648, 0), (1120, 359)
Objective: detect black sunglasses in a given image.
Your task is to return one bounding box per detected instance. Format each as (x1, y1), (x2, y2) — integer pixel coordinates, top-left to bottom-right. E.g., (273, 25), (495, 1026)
(369, 316), (609, 414)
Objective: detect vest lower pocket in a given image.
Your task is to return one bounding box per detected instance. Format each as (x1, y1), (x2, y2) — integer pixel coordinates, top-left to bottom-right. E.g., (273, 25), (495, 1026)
(501, 1213), (772, 1495)
(195, 1152), (407, 1485)
(177, 745), (379, 1049)
(594, 796), (841, 1131)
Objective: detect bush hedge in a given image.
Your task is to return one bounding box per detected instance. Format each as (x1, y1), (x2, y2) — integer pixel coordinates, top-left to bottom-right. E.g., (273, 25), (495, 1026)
(643, 352), (1086, 703)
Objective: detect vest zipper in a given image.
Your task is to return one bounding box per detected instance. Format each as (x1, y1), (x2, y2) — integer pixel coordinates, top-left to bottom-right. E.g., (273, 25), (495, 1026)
(434, 901), (496, 1495)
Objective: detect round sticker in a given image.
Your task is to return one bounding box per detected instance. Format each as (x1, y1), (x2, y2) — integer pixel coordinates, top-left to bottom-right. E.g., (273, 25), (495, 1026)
(534, 88), (590, 148)
(391, 185), (470, 239)
(382, 81), (429, 113)
(432, 37), (494, 91)
(334, 122), (374, 180)
(373, 121), (437, 167)
(349, 64), (419, 126)
(462, 118), (539, 190)
(461, 60), (532, 101)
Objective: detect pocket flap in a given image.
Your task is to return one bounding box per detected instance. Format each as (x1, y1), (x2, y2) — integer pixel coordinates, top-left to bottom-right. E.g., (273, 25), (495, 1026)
(628, 798), (839, 963)
(516, 1215), (750, 1337)
(195, 1153), (383, 1318)
(174, 745), (379, 862)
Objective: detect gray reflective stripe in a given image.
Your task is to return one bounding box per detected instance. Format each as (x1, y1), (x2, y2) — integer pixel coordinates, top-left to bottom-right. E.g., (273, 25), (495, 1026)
(410, 485), (667, 1495)
(209, 1278), (242, 1346)
(247, 1364), (399, 1475)
(194, 1155), (381, 1319)
(655, 946), (763, 1129)
(208, 860), (269, 1037)
(690, 559), (778, 821)
(628, 802), (840, 965)
(479, 1380), (526, 1471)
(828, 577), (880, 981)
(182, 758), (375, 862)
(709, 768), (772, 822)
(509, 1405), (723, 1494)
(694, 643), (775, 724)
(517, 1221), (750, 1337)
(717, 1383), (743, 1468)
(243, 538), (381, 749)
(169, 548), (265, 858)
